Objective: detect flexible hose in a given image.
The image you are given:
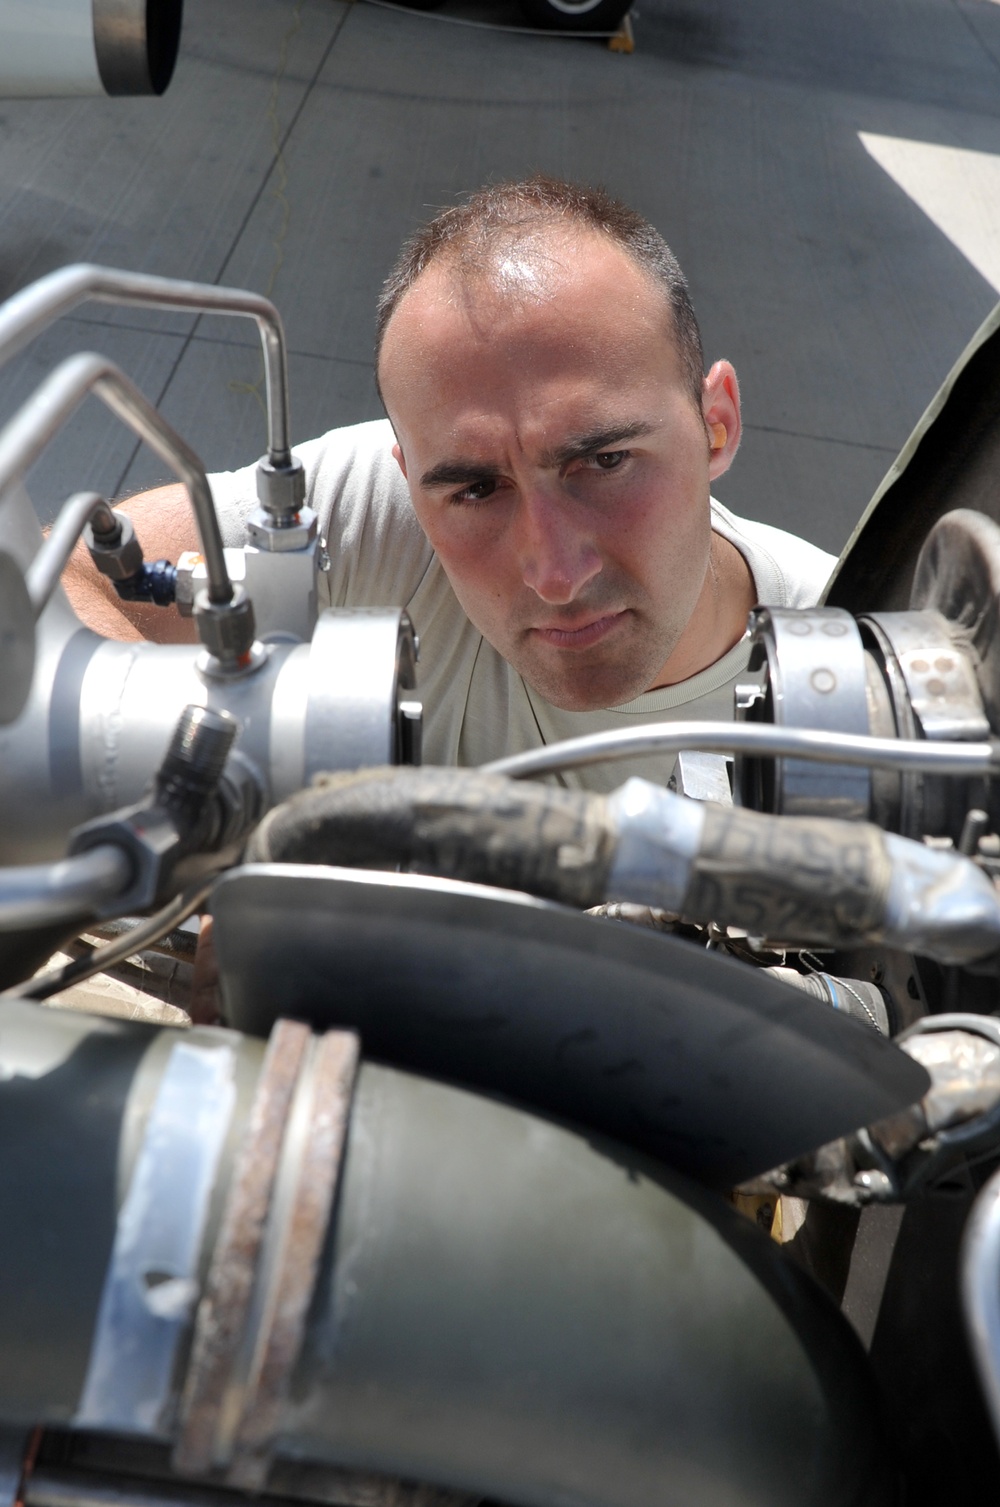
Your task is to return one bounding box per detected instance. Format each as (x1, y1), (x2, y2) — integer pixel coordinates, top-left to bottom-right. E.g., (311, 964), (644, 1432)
(246, 766), (613, 909)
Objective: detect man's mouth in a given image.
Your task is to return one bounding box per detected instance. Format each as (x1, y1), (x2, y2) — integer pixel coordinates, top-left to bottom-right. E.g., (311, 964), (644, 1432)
(530, 610), (628, 650)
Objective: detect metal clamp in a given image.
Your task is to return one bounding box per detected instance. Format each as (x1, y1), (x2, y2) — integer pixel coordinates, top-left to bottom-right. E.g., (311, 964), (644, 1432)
(736, 607), (872, 819)
(861, 611), (989, 742)
(74, 1039), (239, 1437)
(173, 1021), (360, 1487)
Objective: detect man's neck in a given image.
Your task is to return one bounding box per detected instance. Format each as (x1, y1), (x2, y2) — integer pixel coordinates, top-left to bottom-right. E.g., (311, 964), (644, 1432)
(646, 532), (756, 690)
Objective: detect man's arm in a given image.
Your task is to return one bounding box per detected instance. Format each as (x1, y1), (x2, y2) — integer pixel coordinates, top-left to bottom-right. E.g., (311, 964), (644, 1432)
(62, 483), (199, 644)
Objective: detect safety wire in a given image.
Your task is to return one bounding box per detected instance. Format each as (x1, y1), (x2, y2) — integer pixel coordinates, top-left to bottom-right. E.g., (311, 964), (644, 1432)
(2, 879), (215, 1004)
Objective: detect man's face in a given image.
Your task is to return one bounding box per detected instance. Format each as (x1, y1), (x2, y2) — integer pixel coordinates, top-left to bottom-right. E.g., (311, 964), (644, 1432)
(379, 232), (739, 712)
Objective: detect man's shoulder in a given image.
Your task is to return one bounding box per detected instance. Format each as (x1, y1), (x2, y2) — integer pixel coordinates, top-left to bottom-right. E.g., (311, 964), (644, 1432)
(709, 498), (837, 609)
(284, 418), (407, 522)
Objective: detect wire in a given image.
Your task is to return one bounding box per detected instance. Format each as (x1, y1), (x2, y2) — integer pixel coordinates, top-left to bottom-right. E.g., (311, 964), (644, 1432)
(483, 720), (1000, 781)
(359, 0), (623, 39)
(3, 879), (215, 1004)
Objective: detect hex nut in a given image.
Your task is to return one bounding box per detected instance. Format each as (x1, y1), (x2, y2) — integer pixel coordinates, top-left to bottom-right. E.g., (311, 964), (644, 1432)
(246, 504), (318, 553)
(256, 454), (306, 523)
(194, 584), (257, 666)
(84, 512), (144, 581)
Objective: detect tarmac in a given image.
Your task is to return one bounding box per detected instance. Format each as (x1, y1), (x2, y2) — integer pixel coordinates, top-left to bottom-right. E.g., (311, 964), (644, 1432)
(1, 0), (999, 555)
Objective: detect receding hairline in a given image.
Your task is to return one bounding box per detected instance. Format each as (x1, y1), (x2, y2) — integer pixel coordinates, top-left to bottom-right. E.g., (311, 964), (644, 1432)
(378, 223), (699, 409)
(374, 180), (706, 410)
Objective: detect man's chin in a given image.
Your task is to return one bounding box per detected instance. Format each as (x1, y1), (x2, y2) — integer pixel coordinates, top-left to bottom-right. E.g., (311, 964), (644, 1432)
(515, 653), (661, 714)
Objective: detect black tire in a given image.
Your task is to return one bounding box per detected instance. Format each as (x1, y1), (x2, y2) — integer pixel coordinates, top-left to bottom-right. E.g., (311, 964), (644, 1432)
(518, 0), (630, 31)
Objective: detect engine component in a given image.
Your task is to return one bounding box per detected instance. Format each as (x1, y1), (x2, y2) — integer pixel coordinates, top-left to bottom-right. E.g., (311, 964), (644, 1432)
(245, 765), (615, 908)
(738, 509), (1000, 850)
(210, 862), (928, 1188)
(483, 714), (1000, 782)
(245, 765), (1000, 966)
(744, 1014), (1000, 1208)
(67, 704), (257, 916)
(764, 967), (891, 1036)
(0, 847), (133, 934)
(0, 484), (419, 867)
(0, 263), (423, 887)
(0, 0), (182, 99)
(0, 547), (34, 727)
(0, 999), (894, 1507)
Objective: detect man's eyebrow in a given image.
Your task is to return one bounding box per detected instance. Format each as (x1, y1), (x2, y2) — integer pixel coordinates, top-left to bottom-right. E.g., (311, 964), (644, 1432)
(541, 421), (656, 469)
(419, 460), (500, 490)
(418, 421), (656, 489)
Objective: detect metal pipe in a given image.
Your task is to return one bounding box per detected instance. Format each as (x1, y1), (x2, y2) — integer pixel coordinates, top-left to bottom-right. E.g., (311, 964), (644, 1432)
(962, 1162), (1000, 1450)
(0, 845), (131, 932)
(0, 351), (233, 606)
(3, 879), (213, 1000)
(0, 265), (291, 465)
(483, 721), (1000, 782)
(25, 491), (114, 616)
(0, 1010), (893, 1507)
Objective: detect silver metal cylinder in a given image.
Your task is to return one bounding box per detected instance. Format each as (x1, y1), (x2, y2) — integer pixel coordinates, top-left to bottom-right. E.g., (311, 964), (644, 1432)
(0, 0), (181, 99)
(0, 485), (419, 864)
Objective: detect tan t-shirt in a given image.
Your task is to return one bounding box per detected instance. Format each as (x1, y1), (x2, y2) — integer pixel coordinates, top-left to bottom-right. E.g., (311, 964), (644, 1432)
(210, 420), (836, 792)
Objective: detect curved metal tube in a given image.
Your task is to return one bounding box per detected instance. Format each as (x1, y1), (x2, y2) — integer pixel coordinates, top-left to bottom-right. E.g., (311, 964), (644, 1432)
(962, 1162), (1000, 1450)
(5, 879), (214, 1002)
(0, 845), (131, 932)
(483, 721), (1000, 781)
(0, 265), (291, 465)
(0, 351), (233, 606)
(25, 491), (116, 617)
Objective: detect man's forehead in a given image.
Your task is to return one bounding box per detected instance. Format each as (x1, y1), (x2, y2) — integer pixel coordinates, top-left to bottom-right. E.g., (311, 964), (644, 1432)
(386, 230), (667, 347)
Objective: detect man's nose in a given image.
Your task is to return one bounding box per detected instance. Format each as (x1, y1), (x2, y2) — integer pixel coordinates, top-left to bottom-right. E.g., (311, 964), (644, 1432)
(517, 489), (602, 604)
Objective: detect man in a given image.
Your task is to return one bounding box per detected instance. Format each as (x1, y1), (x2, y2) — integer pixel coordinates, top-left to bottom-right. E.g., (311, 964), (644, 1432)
(67, 177), (834, 790)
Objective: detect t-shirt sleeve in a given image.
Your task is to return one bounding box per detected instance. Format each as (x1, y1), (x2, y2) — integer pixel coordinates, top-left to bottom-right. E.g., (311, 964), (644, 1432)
(208, 418), (434, 610)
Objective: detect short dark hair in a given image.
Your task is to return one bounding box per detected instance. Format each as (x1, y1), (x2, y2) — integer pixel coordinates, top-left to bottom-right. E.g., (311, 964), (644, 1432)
(375, 176), (705, 408)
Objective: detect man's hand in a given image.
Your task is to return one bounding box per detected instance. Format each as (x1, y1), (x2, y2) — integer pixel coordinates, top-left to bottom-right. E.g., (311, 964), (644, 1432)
(62, 483), (199, 644)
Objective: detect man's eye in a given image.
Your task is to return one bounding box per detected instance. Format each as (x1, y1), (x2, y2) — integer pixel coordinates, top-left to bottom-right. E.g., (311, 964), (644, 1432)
(453, 479), (498, 504)
(587, 450), (629, 471)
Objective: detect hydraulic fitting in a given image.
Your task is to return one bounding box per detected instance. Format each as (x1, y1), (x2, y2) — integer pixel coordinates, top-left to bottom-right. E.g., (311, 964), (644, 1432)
(84, 507), (144, 580)
(255, 452), (306, 527)
(67, 704), (258, 913)
(246, 503), (318, 552)
(113, 557), (178, 606)
(193, 584), (257, 672)
(84, 505), (178, 606)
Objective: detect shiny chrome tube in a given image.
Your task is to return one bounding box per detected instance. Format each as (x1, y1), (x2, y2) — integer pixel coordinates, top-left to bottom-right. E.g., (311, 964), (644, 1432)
(0, 352), (232, 607)
(25, 491), (114, 616)
(0, 0), (181, 98)
(0, 845), (131, 932)
(963, 1162), (1000, 1449)
(0, 265), (292, 465)
(484, 721), (1000, 781)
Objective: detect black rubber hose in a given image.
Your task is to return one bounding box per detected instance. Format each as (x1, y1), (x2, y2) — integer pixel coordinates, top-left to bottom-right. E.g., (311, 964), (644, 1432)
(246, 766), (614, 909)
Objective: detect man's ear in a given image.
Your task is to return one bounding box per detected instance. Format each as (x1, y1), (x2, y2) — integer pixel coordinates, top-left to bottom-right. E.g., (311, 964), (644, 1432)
(702, 361), (741, 482)
(392, 441), (408, 480)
